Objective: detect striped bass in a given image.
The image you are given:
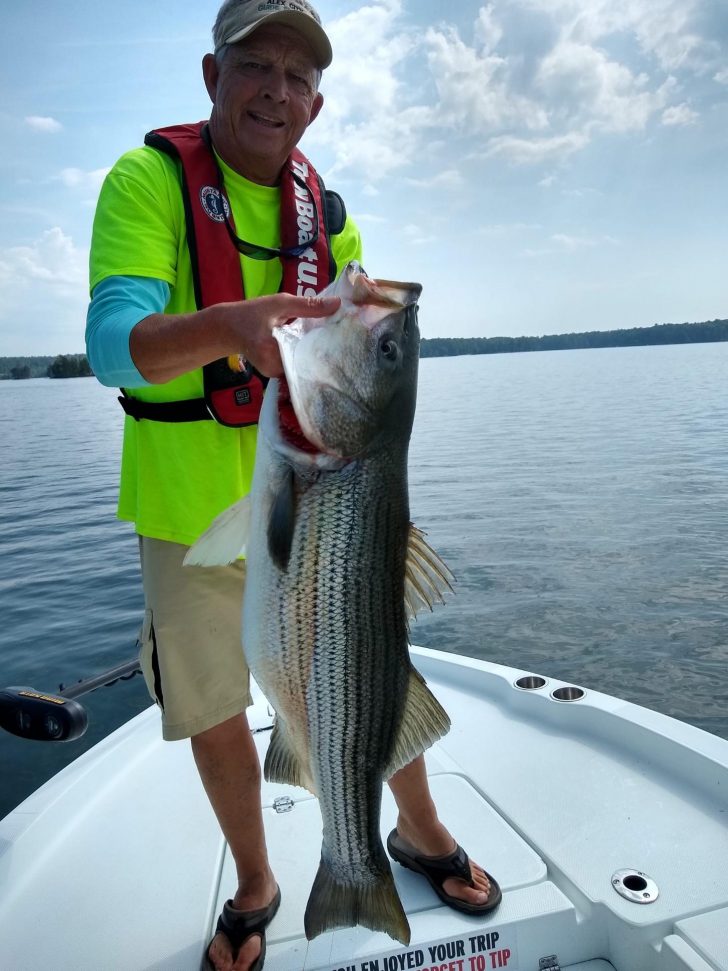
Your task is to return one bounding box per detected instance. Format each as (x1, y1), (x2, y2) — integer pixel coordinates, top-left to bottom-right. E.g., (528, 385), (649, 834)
(187, 262), (453, 945)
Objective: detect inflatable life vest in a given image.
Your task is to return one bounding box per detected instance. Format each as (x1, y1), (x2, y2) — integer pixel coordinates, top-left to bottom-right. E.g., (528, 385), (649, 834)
(118, 121), (345, 427)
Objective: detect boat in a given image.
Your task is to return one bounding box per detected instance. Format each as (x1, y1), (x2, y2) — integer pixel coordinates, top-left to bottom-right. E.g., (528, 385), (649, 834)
(1, 645), (727, 971)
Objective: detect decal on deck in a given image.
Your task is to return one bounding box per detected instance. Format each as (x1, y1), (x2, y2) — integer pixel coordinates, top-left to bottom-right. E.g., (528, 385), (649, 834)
(325, 927), (517, 971)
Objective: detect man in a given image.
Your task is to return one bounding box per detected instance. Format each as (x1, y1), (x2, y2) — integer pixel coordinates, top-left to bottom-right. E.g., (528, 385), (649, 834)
(86, 2), (500, 969)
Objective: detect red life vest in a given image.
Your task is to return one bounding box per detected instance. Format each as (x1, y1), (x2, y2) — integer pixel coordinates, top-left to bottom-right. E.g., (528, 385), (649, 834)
(119, 121), (344, 427)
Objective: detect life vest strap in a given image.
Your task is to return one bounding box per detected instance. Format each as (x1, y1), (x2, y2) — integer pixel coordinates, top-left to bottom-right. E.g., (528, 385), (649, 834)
(119, 393), (213, 423)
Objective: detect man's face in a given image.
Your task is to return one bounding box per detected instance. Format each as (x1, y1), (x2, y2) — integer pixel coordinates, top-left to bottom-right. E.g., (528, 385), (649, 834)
(204, 23), (324, 184)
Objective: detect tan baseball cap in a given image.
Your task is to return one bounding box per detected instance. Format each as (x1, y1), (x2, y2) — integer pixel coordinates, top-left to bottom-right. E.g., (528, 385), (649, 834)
(214, 0), (332, 69)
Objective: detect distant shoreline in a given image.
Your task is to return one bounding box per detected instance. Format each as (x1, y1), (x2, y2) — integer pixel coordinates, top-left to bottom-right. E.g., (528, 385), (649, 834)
(420, 318), (728, 358)
(2, 318), (726, 378)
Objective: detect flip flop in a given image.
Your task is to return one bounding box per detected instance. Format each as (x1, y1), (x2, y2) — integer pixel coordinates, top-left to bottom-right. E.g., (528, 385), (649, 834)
(387, 830), (502, 916)
(205, 885), (281, 971)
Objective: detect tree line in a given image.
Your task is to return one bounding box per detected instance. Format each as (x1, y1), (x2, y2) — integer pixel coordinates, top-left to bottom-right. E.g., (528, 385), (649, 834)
(1, 355), (93, 380)
(420, 319), (728, 358)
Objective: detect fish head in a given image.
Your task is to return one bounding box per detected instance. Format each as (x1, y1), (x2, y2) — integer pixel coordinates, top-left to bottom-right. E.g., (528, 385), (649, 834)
(274, 262), (422, 460)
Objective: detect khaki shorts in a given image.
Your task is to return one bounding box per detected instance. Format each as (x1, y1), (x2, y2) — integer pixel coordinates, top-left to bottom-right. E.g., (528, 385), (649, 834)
(138, 536), (253, 741)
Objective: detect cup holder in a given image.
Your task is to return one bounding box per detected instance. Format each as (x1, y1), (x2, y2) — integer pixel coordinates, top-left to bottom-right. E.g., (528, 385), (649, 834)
(551, 685), (586, 702)
(514, 675), (548, 690)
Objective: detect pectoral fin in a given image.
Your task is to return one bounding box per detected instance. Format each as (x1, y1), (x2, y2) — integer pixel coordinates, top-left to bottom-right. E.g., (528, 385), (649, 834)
(183, 494), (251, 566)
(384, 666), (451, 779)
(404, 524), (454, 621)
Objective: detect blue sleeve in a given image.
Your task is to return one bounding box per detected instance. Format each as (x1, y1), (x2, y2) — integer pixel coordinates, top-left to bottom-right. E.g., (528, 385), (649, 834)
(85, 276), (170, 387)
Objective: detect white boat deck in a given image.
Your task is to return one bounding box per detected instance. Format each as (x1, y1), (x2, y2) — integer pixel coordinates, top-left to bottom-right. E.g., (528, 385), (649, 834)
(1, 647), (727, 971)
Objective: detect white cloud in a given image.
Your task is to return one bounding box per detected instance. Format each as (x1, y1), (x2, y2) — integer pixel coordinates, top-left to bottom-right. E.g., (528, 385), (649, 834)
(308, 0), (717, 182)
(402, 223), (436, 245)
(404, 169), (464, 189)
(537, 40), (675, 133)
(661, 103), (699, 126)
(55, 167), (111, 192)
(424, 24), (548, 135)
(474, 4), (504, 54)
(24, 115), (63, 133)
(474, 221), (542, 238)
(0, 228), (88, 353)
(515, 0), (715, 73)
(484, 131), (590, 165)
(551, 233), (599, 249)
(0, 227), (86, 294)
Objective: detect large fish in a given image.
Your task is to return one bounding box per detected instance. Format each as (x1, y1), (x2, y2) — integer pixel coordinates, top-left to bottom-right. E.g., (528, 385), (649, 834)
(187, 262), (453, 945)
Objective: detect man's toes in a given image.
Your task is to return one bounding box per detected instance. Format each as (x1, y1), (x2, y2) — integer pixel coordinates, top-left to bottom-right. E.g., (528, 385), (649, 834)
(231, 932), (263, 971)
(442, 876), (488, 904)
(208, 933), (234, 971)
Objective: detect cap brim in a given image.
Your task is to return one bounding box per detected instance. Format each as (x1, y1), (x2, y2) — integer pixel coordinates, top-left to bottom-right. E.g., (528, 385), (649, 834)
(222, 11), (332, 70)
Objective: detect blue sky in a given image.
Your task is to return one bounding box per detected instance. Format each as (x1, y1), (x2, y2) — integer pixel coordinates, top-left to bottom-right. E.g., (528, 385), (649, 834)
(1, 0), (727, 354)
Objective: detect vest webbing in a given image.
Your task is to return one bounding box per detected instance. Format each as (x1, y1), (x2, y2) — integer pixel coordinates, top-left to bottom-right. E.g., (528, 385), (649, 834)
(119, 120), (341, 427)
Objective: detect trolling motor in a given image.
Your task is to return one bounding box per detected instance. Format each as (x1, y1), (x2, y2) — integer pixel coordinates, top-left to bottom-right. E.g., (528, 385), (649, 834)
(0, 657), (141, 742)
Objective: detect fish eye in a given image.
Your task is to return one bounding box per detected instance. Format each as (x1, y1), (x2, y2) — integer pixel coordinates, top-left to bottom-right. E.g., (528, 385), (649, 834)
(379, 337), (399, 362)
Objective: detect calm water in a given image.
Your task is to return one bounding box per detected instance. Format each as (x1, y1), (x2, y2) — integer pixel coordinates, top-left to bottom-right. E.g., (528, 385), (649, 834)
(1, 344), (727, 820)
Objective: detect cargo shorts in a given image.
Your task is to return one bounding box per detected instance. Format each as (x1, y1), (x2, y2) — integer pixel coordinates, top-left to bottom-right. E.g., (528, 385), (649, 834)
(137, 536), (253, 741)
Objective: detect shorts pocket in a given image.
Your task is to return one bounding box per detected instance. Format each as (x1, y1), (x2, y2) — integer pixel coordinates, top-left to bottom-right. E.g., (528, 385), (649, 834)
(138, 608), (164, 710)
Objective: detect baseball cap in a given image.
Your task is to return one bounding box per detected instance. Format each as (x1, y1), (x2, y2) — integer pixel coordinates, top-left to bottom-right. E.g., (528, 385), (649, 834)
(214, 0), (332, 69)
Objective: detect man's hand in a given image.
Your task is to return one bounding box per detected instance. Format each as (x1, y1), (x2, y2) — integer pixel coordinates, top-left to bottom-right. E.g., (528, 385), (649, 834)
(130, 292), (341, 385)
(220, 292), (342, 378)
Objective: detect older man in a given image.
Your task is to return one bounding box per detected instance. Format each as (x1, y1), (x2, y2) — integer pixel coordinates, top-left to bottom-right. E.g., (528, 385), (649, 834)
(86, 2), (499, 969)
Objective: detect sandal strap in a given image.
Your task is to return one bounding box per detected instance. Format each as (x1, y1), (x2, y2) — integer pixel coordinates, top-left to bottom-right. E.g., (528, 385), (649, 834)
(413, 844), (473, 889)
(216, 887), (281, 952)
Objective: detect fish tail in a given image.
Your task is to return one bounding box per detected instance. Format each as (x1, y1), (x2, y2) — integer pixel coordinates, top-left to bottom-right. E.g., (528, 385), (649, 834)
(304, 858), (411, 945)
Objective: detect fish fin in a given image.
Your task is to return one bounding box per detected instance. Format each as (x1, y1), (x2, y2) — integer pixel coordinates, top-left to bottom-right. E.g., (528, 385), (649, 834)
(183, 495), (251, 566)
(385, 666), (451, 778)
(267, 467), (295, 571)
(264, 718), (312, 791)
(404, 524), (454, 621)
(304, 855), (410, 945)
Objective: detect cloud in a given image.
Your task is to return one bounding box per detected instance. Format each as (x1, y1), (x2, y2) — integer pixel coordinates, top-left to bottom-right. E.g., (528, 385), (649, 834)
(661, 103), (699, 125)
(24, 115), (63, 133)
(424, 23), (549, 135)
(536, 39), (676, 133)
(0, 228), (88, 353)
(402, 224), (436, 246)
(0, 227), (87, 295)
(307, 0), (719, 183)
(515, 0), (717, 74)
(55, 167), (111, 192)
(404, 169), (464, 189)
(484, 131), (590, 165)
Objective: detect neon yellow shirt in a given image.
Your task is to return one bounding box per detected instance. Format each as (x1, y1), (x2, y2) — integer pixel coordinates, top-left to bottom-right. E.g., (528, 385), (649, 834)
(89, 144), (362, 545)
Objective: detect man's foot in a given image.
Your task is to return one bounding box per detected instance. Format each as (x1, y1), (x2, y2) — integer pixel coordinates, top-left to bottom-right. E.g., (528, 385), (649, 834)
(388, 823), (501, 913)
(206, 885), (281, 971)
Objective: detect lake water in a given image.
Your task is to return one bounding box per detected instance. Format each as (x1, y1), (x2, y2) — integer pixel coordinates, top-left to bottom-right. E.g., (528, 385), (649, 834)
(1, 343), (727, 820)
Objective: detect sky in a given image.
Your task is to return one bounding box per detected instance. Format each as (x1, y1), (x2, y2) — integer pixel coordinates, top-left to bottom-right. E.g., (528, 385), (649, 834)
(1, 0), (727, 355)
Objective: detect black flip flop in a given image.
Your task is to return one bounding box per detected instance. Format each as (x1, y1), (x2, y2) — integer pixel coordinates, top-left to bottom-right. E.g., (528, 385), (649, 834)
(205, 885), (281, 971)
(387, 830), (502, 916)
